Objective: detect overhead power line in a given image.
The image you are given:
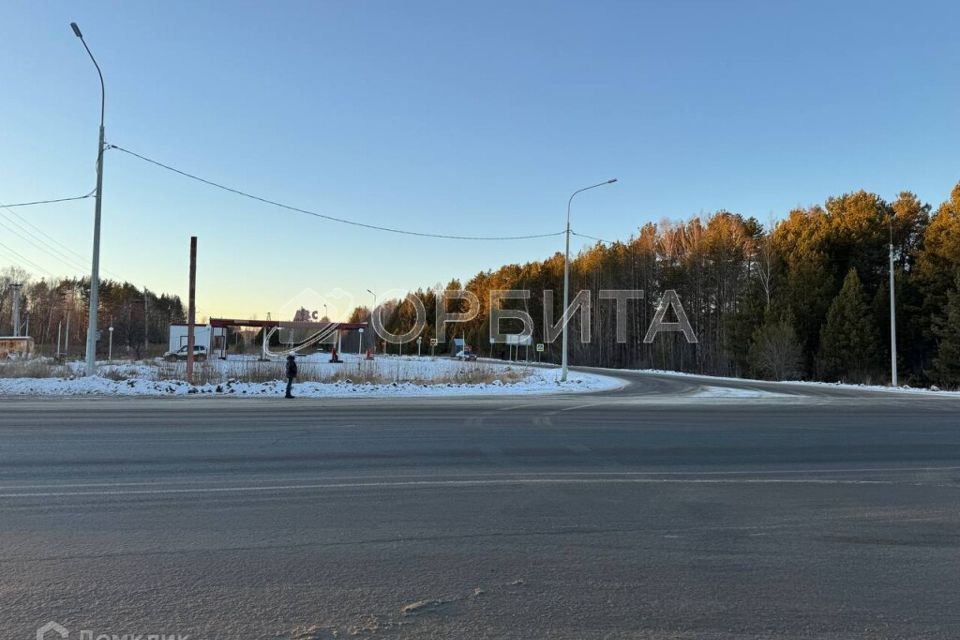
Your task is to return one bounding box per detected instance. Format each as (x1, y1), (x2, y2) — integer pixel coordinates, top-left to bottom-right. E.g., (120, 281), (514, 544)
(2, 191), (95, 208)
(571, 230), (617, 244)
(0, 215), (89, 274)
(0, 203), (90, 264)
(0, 200), (125, 280)
(0, 239), (56, 278)
(107, 144), (566, 241)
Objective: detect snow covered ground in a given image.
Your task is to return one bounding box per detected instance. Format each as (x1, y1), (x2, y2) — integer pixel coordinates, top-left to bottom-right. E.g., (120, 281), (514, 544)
(0, 353), (624, 398)
(615, 367), (960, 397)
(690, 385), (792, 399)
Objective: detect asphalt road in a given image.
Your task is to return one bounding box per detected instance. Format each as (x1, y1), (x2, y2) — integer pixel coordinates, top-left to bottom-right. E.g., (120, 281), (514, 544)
(2, 369), (959, 639)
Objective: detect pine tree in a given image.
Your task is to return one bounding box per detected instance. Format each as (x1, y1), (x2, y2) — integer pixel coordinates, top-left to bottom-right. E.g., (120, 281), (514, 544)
(932, 273), (960, 388)
(726, 279), (767, 376)
(818, 269), (880, 382)
(748, 313), (802, 381)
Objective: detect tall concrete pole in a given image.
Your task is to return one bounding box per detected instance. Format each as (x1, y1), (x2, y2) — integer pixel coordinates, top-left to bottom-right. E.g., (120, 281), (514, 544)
(561, 179), (617, 382)
(889, 239), (898, 387)
(143, 289), (149, 356)
(10, 283), (22, 337)
(366, 289), (376, 354)
(71, 23), (107, 376)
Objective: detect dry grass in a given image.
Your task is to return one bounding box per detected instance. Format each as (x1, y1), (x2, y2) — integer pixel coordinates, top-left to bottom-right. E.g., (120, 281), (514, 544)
(0, 355), (532, 387)
(155, 360), (223, 386)
(0, 359), (72, 379)
(152, 359), (531, 386)
(409, 364), (529, 386)
(99, 368), (131, 381)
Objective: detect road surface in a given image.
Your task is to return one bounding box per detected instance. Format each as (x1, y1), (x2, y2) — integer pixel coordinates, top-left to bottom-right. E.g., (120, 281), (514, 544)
(2, 369), (959, 639)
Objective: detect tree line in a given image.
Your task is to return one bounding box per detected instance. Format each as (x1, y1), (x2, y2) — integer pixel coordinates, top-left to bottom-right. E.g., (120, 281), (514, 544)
(0, 268), (186, 359)
(5, 182), (959, 387)
(367, 183), (960, 388)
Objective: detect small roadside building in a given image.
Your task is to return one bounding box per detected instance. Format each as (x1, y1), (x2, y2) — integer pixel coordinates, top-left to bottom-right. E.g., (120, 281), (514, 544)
(0, 336), (34, 359)
(167, 324), (227, 358)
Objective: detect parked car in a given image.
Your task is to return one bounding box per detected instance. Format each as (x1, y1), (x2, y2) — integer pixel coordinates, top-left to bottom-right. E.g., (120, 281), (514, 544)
(163, 345), (207, 362)
(455, 349), (477, 361)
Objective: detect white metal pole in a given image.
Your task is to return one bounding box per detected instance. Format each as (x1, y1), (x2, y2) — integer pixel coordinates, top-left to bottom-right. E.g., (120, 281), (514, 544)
(561, 179), (617, 382)
(84, 124), (105, 374)
(889, 240), (898, 387)
(71, 23), (107, 377)
(57, 321), (62, 359)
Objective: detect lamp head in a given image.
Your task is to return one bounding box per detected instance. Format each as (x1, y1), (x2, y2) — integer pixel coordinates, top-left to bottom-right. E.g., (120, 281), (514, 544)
(70, 22), (83, 38)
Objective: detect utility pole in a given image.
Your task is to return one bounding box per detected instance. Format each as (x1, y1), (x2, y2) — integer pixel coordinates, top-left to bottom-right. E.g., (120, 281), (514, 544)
(70, 22), (107, 376)
(366, 289), (377, 354)
(889, 217), (898, 387)
(561, 179), (617, 381)
(10, 283), (22, 337)
(143, 289), (149, 357)
(186, 236), (197, 383)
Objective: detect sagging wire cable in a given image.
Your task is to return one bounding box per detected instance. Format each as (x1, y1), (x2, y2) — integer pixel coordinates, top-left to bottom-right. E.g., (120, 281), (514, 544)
(2, 189), (96, 208)
(107, 144), (566, 241)
(571, 230), (618, 245)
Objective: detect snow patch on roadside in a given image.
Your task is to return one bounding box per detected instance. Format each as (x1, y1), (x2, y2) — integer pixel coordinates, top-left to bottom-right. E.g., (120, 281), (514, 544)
(0, 366), (622, 398)
(625, 367), (960, 397)
(691, 385), (791, 399)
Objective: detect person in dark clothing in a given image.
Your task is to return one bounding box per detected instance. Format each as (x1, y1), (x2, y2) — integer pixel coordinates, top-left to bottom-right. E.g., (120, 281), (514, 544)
(285, 354), (298, 398)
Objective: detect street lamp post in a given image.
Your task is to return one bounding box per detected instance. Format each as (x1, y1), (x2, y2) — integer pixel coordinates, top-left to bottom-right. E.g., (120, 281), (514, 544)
(71, 22), (106, 376)
(366, 289), (377, 354)
(560, 179), (617, 382)
(889, 216), (898, 387)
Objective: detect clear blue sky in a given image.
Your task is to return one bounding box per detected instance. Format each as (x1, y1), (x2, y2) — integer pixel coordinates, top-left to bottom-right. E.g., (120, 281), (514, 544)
(2, 0), (958, 319)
